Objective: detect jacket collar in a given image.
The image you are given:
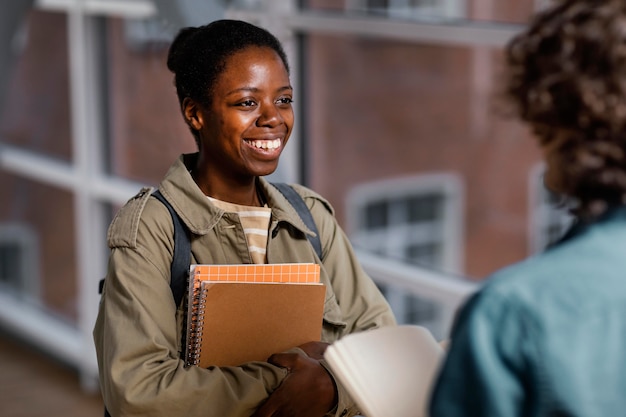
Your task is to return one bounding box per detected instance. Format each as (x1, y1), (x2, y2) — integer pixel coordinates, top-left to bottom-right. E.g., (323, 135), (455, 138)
(157, 153), (314, 237)
(554, 204), (626, 247)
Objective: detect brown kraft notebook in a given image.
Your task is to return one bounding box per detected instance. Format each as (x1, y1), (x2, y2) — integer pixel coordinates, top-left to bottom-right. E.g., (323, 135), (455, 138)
(185, 263), (325, 368)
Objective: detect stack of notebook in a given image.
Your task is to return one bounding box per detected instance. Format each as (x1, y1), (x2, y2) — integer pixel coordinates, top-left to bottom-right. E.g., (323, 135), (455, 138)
(184, 263), (325, 368)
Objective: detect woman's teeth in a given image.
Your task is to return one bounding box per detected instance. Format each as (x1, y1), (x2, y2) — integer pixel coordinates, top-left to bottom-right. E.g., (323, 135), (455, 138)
(249, 139), (281, 149)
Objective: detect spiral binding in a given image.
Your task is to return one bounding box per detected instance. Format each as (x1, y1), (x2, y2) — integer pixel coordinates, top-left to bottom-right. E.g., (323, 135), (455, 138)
(184, 269), (207, 367)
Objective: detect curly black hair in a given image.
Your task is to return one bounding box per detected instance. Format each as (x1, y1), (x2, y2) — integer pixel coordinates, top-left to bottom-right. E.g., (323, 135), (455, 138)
(505, 0), (626, 218)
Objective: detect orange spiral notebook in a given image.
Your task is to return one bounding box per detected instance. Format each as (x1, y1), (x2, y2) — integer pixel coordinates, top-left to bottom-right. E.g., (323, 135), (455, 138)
(184, 263), (325, 368)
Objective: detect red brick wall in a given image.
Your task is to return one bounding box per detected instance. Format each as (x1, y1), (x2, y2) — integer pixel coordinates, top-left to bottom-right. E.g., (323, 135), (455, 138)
(107, 18), (195, 184)
(305, 34), (542, 279)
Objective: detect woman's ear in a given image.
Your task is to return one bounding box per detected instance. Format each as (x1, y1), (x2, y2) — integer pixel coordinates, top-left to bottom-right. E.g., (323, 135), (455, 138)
(182, 97), (204, 131)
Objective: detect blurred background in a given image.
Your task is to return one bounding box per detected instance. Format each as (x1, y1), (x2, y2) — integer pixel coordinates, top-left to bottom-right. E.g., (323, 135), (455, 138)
(0, 0), (570, 415)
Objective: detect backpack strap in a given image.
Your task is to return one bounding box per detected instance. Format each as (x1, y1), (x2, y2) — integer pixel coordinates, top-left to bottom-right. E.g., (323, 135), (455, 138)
(271, 182), (323, 261)
(152, 190), (191, 308)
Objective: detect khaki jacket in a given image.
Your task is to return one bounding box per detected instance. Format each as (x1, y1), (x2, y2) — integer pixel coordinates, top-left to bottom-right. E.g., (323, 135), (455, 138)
(94, 153), (396, 417)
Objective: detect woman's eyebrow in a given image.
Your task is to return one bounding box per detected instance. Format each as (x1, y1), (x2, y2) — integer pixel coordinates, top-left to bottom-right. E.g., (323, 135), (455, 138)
(226, 85), (293, 96)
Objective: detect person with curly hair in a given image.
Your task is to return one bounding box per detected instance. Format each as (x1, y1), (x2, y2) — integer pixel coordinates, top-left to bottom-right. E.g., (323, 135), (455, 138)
(429, 1), (626, 416)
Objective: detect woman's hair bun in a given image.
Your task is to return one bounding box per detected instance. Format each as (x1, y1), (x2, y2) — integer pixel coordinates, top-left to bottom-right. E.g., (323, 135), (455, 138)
(166, 27), (197, 74)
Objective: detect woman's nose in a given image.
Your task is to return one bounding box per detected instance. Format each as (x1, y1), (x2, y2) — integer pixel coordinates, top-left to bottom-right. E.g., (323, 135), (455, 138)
(256, 103), (282, 127)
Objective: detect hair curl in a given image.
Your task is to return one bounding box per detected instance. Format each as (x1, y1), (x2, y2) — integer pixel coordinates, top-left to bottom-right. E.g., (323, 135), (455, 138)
(505, 0), (626, 218)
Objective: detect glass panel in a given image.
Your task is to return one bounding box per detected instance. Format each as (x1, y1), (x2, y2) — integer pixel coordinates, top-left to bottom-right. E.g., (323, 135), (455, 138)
(305, 32), (543, 280)
(406, 194), (442, 222)
(0, 242), (22, 288)
(406, 242), (440, 266)
(405, 296), (439, 324)
(105, 17), (197, 185)
(364, 200), (389, 229)
(0, 171), (78, 324)
(377, 282), (447, 338)
(0, 10), (71, 162)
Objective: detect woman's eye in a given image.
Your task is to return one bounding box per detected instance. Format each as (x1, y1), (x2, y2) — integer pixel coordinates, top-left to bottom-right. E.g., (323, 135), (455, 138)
(277, 97), (293, 105)
(238, 100), (256, 107)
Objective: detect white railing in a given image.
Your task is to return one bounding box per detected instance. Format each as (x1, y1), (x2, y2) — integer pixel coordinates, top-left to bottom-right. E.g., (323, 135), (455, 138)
(355, 248), (479, 339)
(0, 289), (84, 371)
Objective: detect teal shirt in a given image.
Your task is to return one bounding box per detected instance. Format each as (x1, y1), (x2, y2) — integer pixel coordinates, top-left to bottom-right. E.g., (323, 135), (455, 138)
(429, 206), (626, 417)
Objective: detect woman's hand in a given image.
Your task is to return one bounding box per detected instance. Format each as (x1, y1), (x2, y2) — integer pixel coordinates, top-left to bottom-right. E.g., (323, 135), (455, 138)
(251, 342), (338, 417)
(297, 341), (330, 360)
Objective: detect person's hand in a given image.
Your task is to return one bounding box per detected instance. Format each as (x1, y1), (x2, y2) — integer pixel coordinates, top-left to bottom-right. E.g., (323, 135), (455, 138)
(251, 343), (338, 417)
(297, 341), (330, 360)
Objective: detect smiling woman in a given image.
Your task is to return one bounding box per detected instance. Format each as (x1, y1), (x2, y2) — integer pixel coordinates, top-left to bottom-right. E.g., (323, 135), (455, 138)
(184, 45), (294, 195)
(92, 19), (395, 417)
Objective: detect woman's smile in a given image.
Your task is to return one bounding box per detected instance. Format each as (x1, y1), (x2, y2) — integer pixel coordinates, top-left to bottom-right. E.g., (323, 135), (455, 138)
(244, 138), (283, 158)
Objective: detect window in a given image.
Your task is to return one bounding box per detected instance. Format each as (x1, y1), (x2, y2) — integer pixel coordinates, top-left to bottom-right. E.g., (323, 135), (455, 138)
(529, 163), (574, 254)
(348, 173), (462, 270)
(0, 223), (40, 299)
(345, 0), (465, 21)
(347, 173), (463, 331)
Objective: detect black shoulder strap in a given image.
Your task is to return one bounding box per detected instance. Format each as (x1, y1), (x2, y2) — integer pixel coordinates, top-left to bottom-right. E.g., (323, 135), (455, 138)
(271, 182), (323, 260)
(152, 190), (191, 308)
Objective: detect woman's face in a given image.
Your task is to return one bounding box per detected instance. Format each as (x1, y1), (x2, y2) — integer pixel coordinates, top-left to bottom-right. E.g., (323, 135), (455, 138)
(190, 46), (293, 181)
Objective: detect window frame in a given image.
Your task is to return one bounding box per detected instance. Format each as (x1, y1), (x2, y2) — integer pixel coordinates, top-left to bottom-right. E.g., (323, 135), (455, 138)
(346, 172), (464, 273)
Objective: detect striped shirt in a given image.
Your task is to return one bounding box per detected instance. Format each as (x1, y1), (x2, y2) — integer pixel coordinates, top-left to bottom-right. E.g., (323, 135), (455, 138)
(207, 197), (271, 264)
